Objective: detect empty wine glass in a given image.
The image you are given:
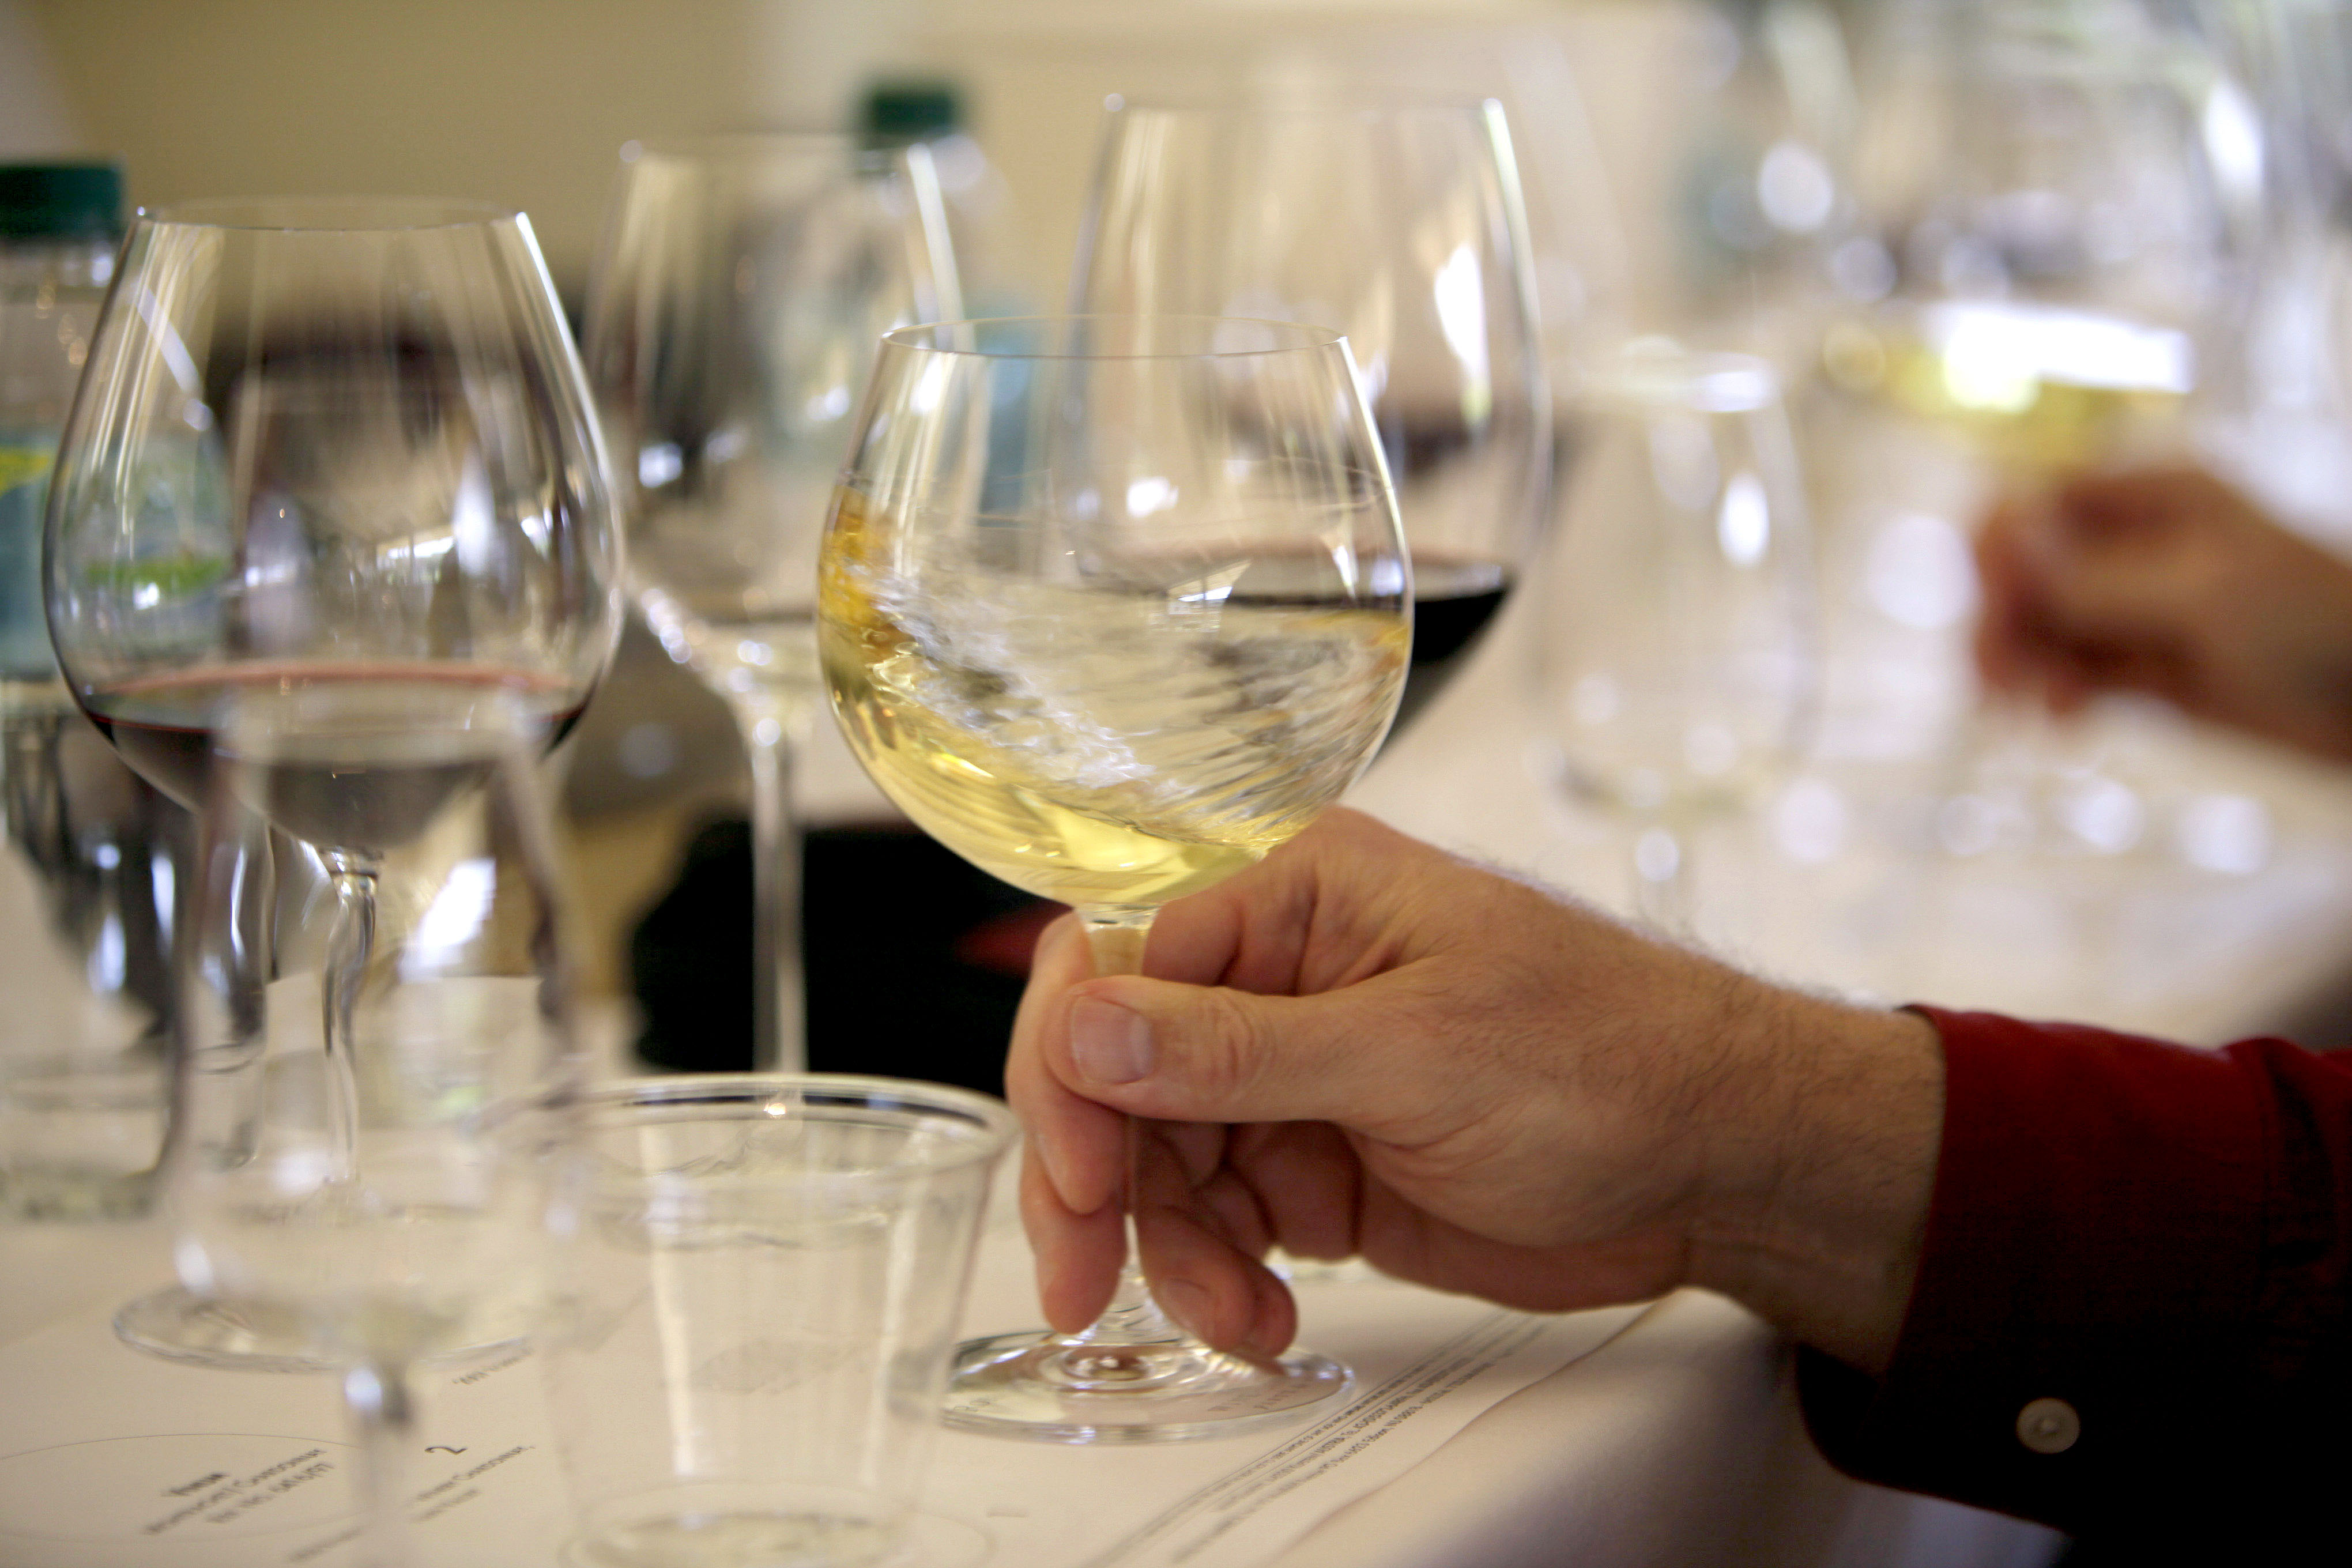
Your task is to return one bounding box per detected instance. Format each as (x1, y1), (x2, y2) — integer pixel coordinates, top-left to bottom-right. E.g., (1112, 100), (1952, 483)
(1834, 1), (2249, 853)
(44, 197), (619, 1363)
(584, 135), (960, 1073)
(168, 685), (581, 1568)
(1534, 343), (1817, 931)
(819, 316), (1407, 1441)
(1835, 0), (2241, 470)
(1073, 99), (1547, 736)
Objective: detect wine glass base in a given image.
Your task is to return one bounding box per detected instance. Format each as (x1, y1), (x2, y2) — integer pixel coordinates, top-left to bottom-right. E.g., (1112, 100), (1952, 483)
(942, 1329), (1354, 1443)
(113, 1286), (339, 1373)
(113, 1286), (524, 1375)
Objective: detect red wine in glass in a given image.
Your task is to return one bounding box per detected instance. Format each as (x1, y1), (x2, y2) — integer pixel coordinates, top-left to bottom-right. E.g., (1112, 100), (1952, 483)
(1392, 555), (1512, 733)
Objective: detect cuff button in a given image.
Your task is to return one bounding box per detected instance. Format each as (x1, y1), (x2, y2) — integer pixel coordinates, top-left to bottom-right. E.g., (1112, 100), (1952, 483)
(2016, 1397), (2080, 1454)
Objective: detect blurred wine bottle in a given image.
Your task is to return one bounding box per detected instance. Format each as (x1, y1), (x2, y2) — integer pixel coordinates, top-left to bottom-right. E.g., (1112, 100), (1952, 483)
(860, 78), (1030, 320)
(0, 163), (189, 1218)
(1, 164), (117, 683)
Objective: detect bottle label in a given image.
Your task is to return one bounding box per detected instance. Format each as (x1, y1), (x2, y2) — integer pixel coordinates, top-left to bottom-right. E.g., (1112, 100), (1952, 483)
(0, 439), (58, 677)
(0, 444), (51, 493)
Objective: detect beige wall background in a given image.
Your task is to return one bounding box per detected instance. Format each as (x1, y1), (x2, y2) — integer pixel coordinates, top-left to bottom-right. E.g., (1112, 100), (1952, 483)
(1, 0), (1697, 327)
(0, 0), (1731, 1000)
(11, 0), (917, 296)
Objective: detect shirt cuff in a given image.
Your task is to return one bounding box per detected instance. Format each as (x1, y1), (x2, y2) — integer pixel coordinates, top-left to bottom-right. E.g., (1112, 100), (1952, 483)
(1798, 1007), (2268, 1534)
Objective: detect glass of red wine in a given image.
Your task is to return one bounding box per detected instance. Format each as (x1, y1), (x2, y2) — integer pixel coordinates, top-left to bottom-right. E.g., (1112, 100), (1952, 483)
(43, 197), (620, 1367)
(1072, 97), (1552, 737)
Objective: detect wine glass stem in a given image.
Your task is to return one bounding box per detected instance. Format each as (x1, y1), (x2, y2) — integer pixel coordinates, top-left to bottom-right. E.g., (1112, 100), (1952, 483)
(322, 853), (380, 1181)
(729, 693), (806, 1075)
(1063, 909), (1190, 1358)
(345, 1356), (417, 1568)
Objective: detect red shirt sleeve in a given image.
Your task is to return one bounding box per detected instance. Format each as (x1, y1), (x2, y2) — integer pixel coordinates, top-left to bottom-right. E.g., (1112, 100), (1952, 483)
(1797, 1008), (2352, 1546)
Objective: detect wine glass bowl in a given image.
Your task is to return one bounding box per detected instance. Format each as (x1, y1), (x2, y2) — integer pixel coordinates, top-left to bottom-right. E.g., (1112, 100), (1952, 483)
(1534, 342), (1816, 930)
(1837, 1), (2238, 473)
(819, 315), (1406, 1440)
(585, 134), (960, 1072)
(1074, 100), (1548, 734)
(823, 316), (1408, 922)
(46, 198), (619, 799)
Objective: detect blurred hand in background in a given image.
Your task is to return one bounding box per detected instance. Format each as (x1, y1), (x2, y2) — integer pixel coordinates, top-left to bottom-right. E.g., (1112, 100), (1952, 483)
(1975, 465), (2352, 766)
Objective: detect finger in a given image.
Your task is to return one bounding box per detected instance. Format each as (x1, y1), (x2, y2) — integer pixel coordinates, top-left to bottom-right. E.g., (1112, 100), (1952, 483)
(1145, 809), (1424, 998)
(1047, 969), (1433, 1132)
(2053, 465), (2224, 544)
(1020, 1145), (1124, 1333)
(1972, 515), (2041, 694)
(1228, 1121), (1363, 1261)
(1008, 914), (1128, 1216)
(1131, 1122), (1297, 1356)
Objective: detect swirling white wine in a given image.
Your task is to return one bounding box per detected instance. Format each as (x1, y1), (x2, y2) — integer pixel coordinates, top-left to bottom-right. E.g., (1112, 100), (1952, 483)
(821, 493), (1407, 910)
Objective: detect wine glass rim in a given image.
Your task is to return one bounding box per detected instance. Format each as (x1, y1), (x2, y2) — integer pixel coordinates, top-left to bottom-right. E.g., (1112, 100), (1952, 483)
(137, 196), (519, 233)
(618, 130), (860, 164)
(880, 314), (1348, 361)
(567, 1073), (1019, 1172)
(1102, 92), (1502, 120)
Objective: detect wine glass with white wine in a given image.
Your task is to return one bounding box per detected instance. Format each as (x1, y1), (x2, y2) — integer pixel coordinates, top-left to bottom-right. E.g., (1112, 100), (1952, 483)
(819, 316), (1408, 1442)
(1837, 0), (2244, 852)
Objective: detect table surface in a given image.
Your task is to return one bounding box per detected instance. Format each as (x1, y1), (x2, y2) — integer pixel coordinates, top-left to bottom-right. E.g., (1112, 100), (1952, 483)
(13, 475), (2352, 1565)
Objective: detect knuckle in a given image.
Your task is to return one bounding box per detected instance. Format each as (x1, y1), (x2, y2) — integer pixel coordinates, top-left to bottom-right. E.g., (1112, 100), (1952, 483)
(1182, 988), (1270, 1107)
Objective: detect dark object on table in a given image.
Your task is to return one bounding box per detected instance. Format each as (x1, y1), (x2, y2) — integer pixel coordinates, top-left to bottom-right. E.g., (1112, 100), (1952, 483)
(630, 818), (1050, 1098)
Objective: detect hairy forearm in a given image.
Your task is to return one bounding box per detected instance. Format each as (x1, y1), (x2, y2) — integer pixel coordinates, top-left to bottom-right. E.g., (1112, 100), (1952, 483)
(1686, 993), (1945, 1375)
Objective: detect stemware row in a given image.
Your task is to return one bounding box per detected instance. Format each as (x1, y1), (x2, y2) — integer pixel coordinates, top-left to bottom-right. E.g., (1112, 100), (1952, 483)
(25, 93), (1594, 1560)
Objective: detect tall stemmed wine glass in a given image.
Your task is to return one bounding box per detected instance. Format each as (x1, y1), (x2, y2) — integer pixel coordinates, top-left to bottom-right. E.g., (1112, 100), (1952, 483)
(1073, 99), (1547, 736)
(170, 687), (581, 1568)
(1534, 343), (1817, 932)
(44, 198), (619, 1361)
(819, 316), (1407, 1441)
(1841, 0), (2235, 473)
(585, 135), (959, 1073)
(1840, 0), (2245, 851)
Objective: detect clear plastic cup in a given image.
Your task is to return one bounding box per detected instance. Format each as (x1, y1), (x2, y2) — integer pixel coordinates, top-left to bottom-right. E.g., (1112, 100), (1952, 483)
(541, 1074), (1016, 1568)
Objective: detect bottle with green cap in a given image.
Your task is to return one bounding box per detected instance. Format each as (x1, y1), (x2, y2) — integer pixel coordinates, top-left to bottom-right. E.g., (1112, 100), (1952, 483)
(1, 163), (122, 682)
(0, 161), (179, 1225)
(860, 80), (1026, 319)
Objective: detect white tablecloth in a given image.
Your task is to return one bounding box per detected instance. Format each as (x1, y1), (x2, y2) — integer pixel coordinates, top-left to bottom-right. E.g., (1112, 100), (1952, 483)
(16, 539), (2351, 1565)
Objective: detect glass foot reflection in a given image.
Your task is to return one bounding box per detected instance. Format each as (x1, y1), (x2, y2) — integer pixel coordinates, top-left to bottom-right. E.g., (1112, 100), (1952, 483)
(115, 1285), (526, 1375)
(944, 1329), (1352, 1443)
(113, 1286), (338, 1374)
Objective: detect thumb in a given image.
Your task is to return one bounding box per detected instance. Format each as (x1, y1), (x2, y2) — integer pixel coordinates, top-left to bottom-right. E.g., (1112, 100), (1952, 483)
(1050, 972), (1418, 1130)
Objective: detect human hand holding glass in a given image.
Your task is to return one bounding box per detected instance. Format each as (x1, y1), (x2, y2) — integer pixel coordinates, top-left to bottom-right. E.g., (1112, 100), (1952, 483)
(817, 316), (1407, 1440)
(585, 135), (959, 1073)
